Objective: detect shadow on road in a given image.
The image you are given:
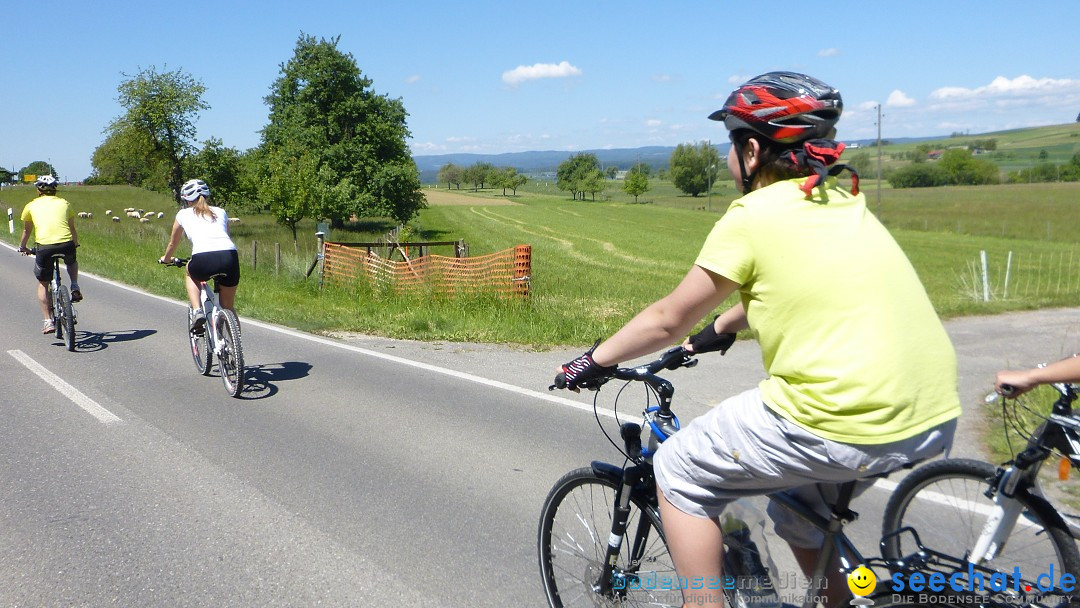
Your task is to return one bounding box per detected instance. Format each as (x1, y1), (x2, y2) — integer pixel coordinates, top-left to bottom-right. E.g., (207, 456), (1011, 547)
(59, 329), (158, 353)
(239, 361), (313, 399)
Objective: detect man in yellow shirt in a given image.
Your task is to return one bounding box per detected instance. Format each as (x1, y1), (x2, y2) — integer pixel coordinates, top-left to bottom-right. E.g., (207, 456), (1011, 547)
(18, 175), (82, 334)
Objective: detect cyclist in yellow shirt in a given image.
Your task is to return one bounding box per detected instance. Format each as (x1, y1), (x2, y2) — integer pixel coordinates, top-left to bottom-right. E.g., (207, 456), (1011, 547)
(18, 175), (82, 334)
(555, 72), (961, 608)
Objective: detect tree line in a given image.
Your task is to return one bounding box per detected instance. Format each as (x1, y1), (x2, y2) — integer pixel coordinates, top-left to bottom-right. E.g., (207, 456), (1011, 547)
(80, 34), (424, 245)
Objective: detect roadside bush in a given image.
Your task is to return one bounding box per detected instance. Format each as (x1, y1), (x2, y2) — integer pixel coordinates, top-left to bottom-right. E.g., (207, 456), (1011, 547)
(888, 163), (947, 188)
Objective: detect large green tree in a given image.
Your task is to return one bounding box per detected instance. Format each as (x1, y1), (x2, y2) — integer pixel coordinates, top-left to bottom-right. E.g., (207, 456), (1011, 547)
(109, 66), (209, 202)
(556, 153), (602, 200)
(183, 138), (250, 208)
(669, 142), (721, 197)
(18, 161), (59, 183)
(437, 163), (463, 189)
(89, 125), (160, 186)
(622, 166), (650, 203)
(260, 34), (424, 227)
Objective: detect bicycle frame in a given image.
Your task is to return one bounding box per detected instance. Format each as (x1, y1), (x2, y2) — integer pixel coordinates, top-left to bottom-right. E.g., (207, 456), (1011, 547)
(974, 383), (1080, 562)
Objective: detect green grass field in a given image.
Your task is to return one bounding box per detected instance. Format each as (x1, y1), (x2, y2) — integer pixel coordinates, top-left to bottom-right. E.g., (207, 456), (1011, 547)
(3, 170), (1080, 346)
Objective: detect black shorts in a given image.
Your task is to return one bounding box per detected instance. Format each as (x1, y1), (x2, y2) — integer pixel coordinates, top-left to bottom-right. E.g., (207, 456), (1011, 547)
(187, 249), (241, 288)
(34, 241), (77, 282)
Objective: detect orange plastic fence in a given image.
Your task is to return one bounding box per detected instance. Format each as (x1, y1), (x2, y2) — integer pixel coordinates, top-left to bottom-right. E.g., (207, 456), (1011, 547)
(323, 243), (531, 298)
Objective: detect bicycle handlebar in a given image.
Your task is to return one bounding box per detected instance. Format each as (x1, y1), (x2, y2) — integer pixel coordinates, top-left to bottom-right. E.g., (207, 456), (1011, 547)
(160, 257), (188, 267)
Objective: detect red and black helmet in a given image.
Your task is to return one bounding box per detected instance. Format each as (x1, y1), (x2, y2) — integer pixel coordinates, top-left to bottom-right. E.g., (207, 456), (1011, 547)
(709, 72), (843, 144)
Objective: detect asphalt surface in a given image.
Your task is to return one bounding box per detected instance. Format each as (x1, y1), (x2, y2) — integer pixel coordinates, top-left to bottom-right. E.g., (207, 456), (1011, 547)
(2, 240), (1078, 607)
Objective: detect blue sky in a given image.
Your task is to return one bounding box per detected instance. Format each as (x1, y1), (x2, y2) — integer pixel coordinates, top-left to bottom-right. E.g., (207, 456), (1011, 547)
(4, 0), (1079, 182)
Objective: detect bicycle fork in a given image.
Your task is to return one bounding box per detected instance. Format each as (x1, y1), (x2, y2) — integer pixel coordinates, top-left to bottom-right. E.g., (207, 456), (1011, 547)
(593, 462), (651, 596)
(971, 464), (1036, 562)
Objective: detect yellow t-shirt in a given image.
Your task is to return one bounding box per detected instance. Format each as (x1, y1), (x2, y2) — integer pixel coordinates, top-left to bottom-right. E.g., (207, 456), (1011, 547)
(695, 177), (961, 444)
(21, 195), (74, 245)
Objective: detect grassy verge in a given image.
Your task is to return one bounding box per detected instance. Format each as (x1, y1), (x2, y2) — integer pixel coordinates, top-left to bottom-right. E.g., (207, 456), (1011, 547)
(3, 182), (1080, 347)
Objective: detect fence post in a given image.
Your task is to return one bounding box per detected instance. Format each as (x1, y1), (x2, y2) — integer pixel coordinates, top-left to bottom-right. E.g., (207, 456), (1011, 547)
(7, 208), (12, 234)
(275, 242), (281, 275)
(252, 240), (257, 271)
(1003, 251), (1012, 300)
(980, 250), (990, 302)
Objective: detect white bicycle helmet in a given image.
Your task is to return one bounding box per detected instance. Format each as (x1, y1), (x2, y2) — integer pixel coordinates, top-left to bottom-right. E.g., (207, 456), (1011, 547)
(34, 175), (59, 190)
(180, 178), (211, 202)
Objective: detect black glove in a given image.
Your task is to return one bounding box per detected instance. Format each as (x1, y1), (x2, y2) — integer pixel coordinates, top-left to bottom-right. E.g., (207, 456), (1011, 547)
(555, 342), (617, 391)
(688, 319), (736, 354)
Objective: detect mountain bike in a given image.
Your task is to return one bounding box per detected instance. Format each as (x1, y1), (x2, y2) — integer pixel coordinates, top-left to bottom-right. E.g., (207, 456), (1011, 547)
(539, 346), (1012, 608)
(26, 246), (77, 351)
(882, 381), (1080, 606)
(162, 258), (245, 397)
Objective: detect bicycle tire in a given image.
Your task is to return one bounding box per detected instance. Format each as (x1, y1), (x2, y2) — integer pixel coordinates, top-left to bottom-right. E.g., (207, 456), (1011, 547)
(52, 285), (76, 351)
(189, 308), (212, 376)
(538, 467), (678, 608)
(882, 458), (1080, 605)
(216, 309), (244, 398)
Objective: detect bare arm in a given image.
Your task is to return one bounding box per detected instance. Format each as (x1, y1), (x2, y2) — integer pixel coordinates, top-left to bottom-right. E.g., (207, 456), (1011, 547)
(18, 220), (32, 251)
(996, 355), (1080, 396)
(590, 265), (740, 367)
(160, 220), (185, 261)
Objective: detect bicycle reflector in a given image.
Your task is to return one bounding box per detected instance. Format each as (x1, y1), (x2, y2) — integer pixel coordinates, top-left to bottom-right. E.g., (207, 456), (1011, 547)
(1060, 456), (1071, 481)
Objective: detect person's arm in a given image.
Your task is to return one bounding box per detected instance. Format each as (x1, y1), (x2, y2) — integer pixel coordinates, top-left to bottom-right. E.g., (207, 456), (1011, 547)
(160, 220), (185, 262)
(18, 220), (32, 252)
(590, 265), (740, 367)
(996, 354), (1080, 396)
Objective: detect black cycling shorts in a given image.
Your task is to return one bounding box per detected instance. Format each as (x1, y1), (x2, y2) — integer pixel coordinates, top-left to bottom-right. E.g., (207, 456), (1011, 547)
(187, 249), (241, 288)
(34, 241), (77, 282)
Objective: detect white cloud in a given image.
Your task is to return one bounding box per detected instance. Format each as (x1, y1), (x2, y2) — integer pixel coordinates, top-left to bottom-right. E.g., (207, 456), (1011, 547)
(857, 100), (880, 111)
(651, 74), (678, 83)
(818, 48), (840, 57)
(885, 90), (916, 107)
(405, 75), (421, 84)
(645, 119), (662, 128)
(501, 61), (582, 85)
(930, 75), (1080, 100)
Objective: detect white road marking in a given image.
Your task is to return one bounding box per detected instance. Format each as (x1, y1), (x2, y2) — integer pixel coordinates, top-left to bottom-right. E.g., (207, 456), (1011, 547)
(8, 349), (122, 424)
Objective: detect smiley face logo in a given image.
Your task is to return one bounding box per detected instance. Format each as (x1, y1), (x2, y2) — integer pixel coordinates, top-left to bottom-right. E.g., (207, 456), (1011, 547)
(847, 566), (877, 597)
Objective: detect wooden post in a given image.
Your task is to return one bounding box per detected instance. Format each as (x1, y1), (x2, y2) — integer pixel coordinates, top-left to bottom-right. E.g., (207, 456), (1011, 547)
(275, 242), (281, 275)
(252, 240), (257, 271)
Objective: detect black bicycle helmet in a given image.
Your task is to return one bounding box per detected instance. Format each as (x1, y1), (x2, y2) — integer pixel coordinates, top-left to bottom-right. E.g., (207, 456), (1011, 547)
(709, 71), (843, 144)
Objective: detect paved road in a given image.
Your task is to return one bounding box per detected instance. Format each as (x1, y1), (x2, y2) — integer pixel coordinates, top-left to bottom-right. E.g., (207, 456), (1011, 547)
(2, 242), (1078, 606)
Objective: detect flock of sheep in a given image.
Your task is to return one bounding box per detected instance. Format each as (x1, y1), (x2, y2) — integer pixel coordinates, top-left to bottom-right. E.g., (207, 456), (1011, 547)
(75, 208), (241, 225)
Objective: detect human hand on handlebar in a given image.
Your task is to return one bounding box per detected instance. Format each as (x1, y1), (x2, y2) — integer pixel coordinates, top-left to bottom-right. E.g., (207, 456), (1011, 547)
(552, 340), (617, 392)
(683, 318), (736, 355)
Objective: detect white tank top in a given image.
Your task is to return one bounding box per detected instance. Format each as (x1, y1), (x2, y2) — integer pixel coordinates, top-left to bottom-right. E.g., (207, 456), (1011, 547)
(176, 206), (237, 255)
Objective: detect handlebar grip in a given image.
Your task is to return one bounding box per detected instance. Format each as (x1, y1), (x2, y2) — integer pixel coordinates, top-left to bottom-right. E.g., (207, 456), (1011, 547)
(550, 372), (567, 391)
(999, 384), (1018, 398)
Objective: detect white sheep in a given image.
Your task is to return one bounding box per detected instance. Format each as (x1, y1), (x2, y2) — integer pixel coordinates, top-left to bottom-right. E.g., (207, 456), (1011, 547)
(228, 217), (241, 224)
(124, 207), (135, 213)
(157, 212), (165, 219)
(77, 212), (88, 218)
(105, 209), (113, 216)
(112, 216), (120, 223)
(139, 218), (150, 224)
(127, 211), (141, 219)
(86, 212), (93, 219)
(143, 211), (155, 218)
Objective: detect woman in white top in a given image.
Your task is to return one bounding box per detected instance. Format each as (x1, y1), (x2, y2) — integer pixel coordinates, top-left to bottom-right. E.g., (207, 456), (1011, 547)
(160, 179), (240, 326)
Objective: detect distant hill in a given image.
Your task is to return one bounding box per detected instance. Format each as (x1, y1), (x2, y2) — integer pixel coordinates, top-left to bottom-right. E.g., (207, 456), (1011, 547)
(412, 137), (940, 182)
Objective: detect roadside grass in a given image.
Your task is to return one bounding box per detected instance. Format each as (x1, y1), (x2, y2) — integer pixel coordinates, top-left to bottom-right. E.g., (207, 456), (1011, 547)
(3, 181), (1080, 346)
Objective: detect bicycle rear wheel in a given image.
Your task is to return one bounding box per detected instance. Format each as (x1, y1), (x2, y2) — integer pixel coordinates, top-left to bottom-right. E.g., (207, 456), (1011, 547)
(216, 309), (244, 397)
(189, 307), (212, 376)
(538, 467), (678, 608)
(56, 285), (75, 351)
(882, 458), (1080, 606)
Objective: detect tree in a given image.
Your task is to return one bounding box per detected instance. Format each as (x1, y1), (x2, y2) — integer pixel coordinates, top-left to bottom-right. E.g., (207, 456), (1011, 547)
(888, 163), (946, 188)
(261, 34), (424, 226)
(184, 138), (247, 208)
(938, 149), (999, 185)
(437, 163), (463, 189)
(556, 153), (601, 200)
(623, 166), (650, 203)
(89, 125), (160, 186)
(111, 66), (209, 203)
(605, 166), (618, 179)
(493, 167), (527, 195)
(463, 162), (496, 191)
(261, 145), (319, 249)
(669, 142), (721, 197)
(19, 160), (59, 182)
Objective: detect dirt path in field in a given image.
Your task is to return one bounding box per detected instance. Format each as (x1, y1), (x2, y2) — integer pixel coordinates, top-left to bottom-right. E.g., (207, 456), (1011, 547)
(423, 188), (521, 206)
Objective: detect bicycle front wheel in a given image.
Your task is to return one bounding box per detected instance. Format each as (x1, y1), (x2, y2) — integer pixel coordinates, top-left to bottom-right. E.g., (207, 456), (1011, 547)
(216, 309), (244, 398)
(189, 308), (212, 376)
(882, 458), (1080, 603)
(56, 285), (75, 351)
(538, 467), (678, 608)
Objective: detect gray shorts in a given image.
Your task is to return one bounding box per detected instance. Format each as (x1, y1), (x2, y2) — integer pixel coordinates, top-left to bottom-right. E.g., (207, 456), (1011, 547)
(653, 387), (956, 548)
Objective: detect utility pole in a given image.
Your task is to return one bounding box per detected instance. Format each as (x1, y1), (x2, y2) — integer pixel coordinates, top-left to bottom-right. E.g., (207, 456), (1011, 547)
(875, 104), (883, 219)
